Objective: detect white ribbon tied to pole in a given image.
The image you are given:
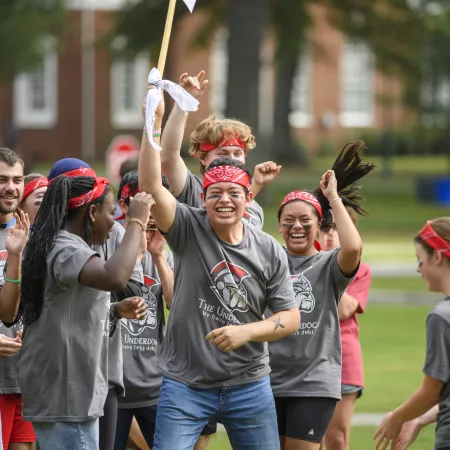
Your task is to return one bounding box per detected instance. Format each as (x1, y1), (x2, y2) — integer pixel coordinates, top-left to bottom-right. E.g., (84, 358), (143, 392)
(146, 67), (199, 151)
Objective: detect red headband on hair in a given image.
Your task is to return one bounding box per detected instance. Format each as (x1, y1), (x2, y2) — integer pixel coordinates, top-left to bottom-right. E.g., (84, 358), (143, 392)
(278, 191), (323, 218)
(68, 177), (110, 210)
(202, 165), (251, 190)
(199, 136), (246, 153)
(120, 184), (140, 201)
(419, 221), (450, 258)
(22, 178), (48, 202)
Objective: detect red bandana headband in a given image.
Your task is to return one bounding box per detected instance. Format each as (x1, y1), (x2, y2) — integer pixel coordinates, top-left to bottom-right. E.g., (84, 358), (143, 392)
(202, 165), (251, 190)
(419, 221), (450, 258)
(278, 191), (323, 218)
(120, 184), (140, 201)
(22, 178), (48, 202)
(68, 177), (110, 210)
(199, 136), (246, 153)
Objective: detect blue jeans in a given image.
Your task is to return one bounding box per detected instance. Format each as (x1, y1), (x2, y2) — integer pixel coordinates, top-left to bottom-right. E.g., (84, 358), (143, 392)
(153, 376), (280, 450)
(33, 420), (99, 450)
(114, 405), (158, 450)
(436, 447), (450, 450)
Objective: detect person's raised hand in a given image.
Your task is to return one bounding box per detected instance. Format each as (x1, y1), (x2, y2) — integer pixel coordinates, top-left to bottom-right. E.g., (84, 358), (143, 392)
(179, 71), (208, 99)
(128, 193), (155, 230)
(253, 161), (281, 189)
(6, 211), (30, 256)
(320, 170), (338, 201)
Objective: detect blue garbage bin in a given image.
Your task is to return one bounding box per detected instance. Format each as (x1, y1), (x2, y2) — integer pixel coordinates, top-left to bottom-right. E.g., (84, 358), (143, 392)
(435, 177), (450, 206)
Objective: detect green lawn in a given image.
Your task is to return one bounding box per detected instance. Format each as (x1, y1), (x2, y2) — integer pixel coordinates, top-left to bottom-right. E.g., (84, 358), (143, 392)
(371, 276), (425, 291)
(206, 426), (437, 450)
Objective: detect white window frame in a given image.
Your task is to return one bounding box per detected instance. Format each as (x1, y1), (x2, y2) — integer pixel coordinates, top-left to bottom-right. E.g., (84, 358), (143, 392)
(209, 28), (229, 118)
(13, 36), (58, 129)
(110, 37), (150, 129)
(289, 48), (312, 128)
(339, 41), (374, 128)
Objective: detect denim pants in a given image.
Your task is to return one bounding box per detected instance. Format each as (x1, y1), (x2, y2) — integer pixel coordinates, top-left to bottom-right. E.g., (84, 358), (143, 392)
(33, 419), (99, 450)
(153, 375), (280, 450)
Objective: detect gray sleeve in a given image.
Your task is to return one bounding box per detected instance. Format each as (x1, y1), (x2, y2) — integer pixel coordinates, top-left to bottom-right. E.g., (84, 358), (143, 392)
(266, 242), (297, 313)
(163, 203), (194, 255)
(176, 169), (203, 208)
(247, 200), (264, 230)
(423, 313), (450, 383)
(51, 244), (99, 287)
(331, 249), (357, 302)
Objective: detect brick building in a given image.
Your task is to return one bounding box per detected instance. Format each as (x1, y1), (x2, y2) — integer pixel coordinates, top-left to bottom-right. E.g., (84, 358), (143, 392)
(0, 0), (409, 165)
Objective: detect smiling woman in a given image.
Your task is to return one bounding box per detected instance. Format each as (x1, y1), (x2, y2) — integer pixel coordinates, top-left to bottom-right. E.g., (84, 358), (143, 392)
(269, 142), (376, 450)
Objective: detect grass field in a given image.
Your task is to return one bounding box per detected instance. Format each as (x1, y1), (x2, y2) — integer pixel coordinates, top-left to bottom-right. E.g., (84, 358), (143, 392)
(186, 303), (438, 450)
(206, 426), (438, 450)
(371, 276), (424, 291)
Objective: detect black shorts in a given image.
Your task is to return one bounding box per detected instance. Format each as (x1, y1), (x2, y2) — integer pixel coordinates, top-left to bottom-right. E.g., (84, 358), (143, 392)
(275, 397), (337, 443)
(200, 417), (218, 436)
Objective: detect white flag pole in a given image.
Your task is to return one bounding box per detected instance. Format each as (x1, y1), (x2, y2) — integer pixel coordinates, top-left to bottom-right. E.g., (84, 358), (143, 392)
(157, 0), (177, 77)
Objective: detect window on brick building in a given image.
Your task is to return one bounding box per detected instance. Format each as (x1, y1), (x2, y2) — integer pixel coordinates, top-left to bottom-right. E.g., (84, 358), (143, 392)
(111, 37), (149, 129)
(13, 37), (58, 129)
(289, 48), (312, 128)
(340, 41), (374, 127)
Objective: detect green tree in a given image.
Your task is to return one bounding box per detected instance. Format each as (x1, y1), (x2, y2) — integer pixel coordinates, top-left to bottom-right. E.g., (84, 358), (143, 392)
(0, 0), (67, 82)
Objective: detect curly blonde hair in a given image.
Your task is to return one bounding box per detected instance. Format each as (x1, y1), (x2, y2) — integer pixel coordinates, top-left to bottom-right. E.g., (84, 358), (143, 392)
(189, 116), (256, 174)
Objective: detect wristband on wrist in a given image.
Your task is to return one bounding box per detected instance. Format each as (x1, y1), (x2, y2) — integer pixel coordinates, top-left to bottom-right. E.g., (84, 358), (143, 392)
(329, 197), (342, 206)
(4, 276), (21, 284)
(129, 218), (145, 232)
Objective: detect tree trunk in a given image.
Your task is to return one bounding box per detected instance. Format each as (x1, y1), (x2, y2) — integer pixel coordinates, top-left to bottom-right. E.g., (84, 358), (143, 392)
(225, 0), (269, 171)
(272, 58), (308, 164)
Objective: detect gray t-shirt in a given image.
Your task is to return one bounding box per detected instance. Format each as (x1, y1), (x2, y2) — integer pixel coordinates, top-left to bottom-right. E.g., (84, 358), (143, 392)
(177, 168), (264, 229)
(423, 298), (450, 448)
(0, 226), (22, 394)
(94, 221), (144, 395)
(269, 248), (353, 399)
(119, 250), (173, 409)
(158, 203), (296, 388)
(17, 231), (110, 422)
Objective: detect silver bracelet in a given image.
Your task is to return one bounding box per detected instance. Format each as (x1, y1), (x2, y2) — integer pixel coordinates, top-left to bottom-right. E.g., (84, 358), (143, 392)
(329, 197), (342, 206)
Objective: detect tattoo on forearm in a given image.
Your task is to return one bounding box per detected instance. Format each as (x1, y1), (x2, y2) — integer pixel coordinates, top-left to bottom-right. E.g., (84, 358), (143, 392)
(272, 317), (285, 331)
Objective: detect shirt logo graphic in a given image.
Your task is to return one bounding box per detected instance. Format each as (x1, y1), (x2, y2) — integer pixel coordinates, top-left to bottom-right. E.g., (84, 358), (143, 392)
(121, 275), (159, 336)
(210, 261), (250, 313)
(291, 273), (315, 313)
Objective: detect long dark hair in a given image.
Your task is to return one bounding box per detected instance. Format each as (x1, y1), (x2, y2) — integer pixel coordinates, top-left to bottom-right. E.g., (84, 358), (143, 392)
(21, 175), (110, 325)
(279, 141), (376, 223)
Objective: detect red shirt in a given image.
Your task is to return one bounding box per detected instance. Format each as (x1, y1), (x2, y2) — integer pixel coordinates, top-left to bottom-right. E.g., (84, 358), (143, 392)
(340, 262), (371, 387)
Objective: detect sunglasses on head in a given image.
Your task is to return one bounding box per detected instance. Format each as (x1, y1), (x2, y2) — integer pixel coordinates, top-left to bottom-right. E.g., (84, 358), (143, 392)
(320, 223), (336, 233)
